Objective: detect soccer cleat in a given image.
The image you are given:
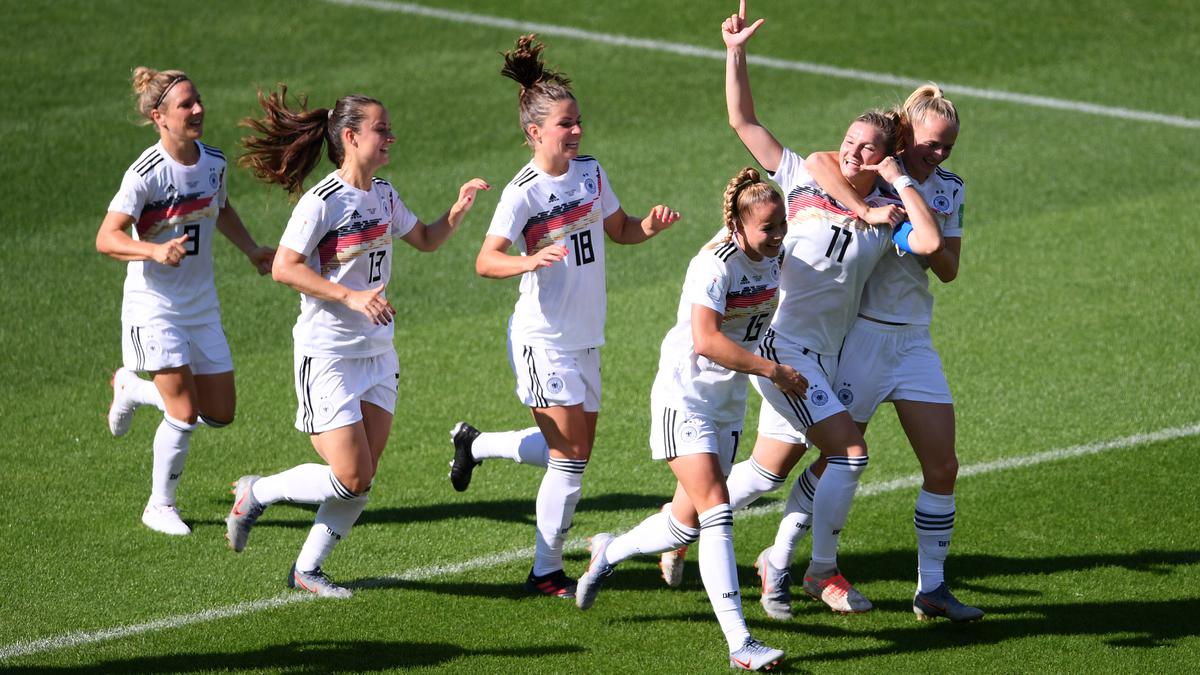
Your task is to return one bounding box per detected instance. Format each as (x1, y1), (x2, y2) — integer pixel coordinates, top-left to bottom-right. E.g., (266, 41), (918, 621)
(448, 421), (482, 492)
(108, 368), (141, 437)
(288, 564), (353, 599)
(660, 545), (688, 587)
(524, 568), (577, 599)
(225, 475), (265, 553)
(913, 583), (985, 622)
(141, 502), (191, 535)
(754, 547), (793, 621)
(802, 566), (873, 614)
(576, 533), (615, 610)
(728, 637), (785, 671)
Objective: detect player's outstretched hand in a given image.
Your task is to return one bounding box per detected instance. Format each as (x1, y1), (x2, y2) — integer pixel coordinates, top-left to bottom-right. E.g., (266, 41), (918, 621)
(644, 205), (681, 234)
(527, 243), (569, 271)
(152, 235), (190, 267)
(770, 362), (808, 399)
(450, 178), (491, 226)
(722, 0), (765, 50)
(345, 284), (396, 326)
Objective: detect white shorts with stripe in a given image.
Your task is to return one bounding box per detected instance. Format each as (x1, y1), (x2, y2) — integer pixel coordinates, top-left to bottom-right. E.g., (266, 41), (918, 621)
(507, 337), (601, 412)
(293, 350), (399, 434)
(834, 318), (953, 423)
(753, 328), (842, 444)
(649, 404), (743, 476)
(122, 321), (233, 375)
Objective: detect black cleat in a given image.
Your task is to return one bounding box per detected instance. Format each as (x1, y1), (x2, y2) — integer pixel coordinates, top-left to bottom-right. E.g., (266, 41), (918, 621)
(449, 421), (482, 492)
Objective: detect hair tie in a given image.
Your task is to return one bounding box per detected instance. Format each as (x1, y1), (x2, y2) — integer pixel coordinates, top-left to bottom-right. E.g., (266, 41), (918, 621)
(327, 108), (334, 120)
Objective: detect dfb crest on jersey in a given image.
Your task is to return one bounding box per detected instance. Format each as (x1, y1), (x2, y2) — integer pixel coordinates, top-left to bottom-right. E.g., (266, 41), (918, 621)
(584, 177), (597, 195)
(679, 417), (701, 442)
(209, 171), (220, 189)
(317, 399), (336, 423)
(546, 375), (565, 395)
(932, 195), (951, 212)
(811, 389), (829, 406)
(837, 387), (854, 406)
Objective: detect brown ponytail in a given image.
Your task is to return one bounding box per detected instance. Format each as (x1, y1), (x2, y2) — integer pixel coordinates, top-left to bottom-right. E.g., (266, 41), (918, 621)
(500, 34), (576, 147)
(239, 85), (381, 198)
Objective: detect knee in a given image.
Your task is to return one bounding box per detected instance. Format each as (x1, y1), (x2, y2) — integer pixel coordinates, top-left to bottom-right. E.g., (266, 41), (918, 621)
(199, 413), (234, 429)
(332, 467), (375, 496)
(923, 454), (959, 488)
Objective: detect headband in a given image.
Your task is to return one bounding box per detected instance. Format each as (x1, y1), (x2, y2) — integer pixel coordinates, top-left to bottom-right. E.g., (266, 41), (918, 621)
(153, 75), (188, 109)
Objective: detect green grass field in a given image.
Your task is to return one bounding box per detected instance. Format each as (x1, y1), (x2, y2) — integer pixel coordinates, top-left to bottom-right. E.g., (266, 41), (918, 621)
(2, 0), (1198, 671)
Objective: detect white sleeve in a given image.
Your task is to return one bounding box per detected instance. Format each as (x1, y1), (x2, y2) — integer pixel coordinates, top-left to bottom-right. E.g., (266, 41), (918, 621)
(597, 162), (621, 219)
(279, 194), (329, 257)
(943, 182), (966, 238)
(486, 184), (528, 249)
(767, 147), (811, 193)
(107, 170), (149, 219)
(681, 251), (728, 315)
(389, 188), (419, 239)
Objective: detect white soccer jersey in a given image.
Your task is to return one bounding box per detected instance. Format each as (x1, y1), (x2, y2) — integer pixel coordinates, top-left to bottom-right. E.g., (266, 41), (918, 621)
(279, 171), (418, 358)
(858, 165), (967, 325)
(768, 147), (893, 354)
(652, 239), (782, 422)
(108, 141), (228, 326)
(487, 156), (621, 350)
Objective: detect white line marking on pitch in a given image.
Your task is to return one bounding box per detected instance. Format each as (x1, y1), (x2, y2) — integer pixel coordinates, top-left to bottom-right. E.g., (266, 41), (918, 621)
(325, 0), (1200, 130)
(3, 422), (1197, 661)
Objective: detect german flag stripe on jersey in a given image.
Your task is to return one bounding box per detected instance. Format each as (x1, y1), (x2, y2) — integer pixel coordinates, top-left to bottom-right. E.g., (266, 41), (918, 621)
(785, 185), (855, 221)
(136, 193), (217, 237)
(316, 220), (388, 273)
(521, 199), (595, 253)
(726, 285), (778, 309)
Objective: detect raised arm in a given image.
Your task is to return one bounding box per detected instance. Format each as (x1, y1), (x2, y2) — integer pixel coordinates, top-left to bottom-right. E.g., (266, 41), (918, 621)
(602, 205), (680, 245)
(805, 152), (905, 226)
(401, 178), (490, 252)
(723, 0), (783, 172)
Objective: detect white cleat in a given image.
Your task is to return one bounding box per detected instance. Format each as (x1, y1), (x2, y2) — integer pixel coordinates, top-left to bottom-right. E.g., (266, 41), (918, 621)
(729, 637), (785, 671)
(108, 368), (142, 437)
(288, 564), (353, 599)
(660, 546), (688, 587)
(802, 566), (873, 614)
(142, 502), (191, 535)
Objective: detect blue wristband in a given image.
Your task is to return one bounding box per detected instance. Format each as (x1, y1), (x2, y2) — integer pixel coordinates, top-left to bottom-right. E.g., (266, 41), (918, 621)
(892, 221), (915, 254)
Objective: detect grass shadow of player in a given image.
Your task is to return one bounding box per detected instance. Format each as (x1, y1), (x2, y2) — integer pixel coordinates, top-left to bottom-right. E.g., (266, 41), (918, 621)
(1, 639), (586, 674)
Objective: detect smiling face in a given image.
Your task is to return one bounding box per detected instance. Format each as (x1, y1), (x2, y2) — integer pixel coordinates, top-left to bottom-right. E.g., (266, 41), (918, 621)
(343, 103), (396, 172)
(904, 115), (959, 182)
(152, 79), (204, 143)
(737, 198), (787, 261)
(838, 120), (890, 180)
(529, 98), (582, 173)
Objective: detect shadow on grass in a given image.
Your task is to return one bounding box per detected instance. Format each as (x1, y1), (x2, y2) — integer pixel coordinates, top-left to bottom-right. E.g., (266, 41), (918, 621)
(186, 492), (670, 530)
(2, 639), (585, 673)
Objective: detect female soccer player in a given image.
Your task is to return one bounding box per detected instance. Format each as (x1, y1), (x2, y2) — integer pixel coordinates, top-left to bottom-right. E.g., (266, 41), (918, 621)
(692, 1), (944, 618)
(574, 167), (800, 671)
(760, 83), (983, 622)
(447, 34), (680, 599)
(226, 87), (488, 597)
(97, 67), (274, 536)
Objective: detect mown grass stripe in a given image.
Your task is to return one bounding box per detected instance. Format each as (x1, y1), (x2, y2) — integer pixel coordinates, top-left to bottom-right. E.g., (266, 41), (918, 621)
(3, 422), (1195, 661)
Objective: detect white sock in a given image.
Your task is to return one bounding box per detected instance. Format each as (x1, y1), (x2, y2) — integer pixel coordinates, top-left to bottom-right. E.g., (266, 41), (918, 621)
(296, 491), (370, 572)
(914, 489), (955, 593)
(605, 510), (699, 565)
(149, 415), (194, 505)
(697, 504), (749, 652)
(532, 458), (586, 576)
(471, 427), (549, 467)
(769, 465), (818, 570)
(810, 455), (869, 567)
(130, 376), (165, 411)
(726, 457), (786, 511)
(252, 464), (352, 505)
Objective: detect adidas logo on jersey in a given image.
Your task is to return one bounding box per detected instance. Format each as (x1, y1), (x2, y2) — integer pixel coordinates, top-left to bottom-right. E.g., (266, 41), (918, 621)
(740, 275), (750, 284)
(548, 193), (559, 202)
(352, 210), (362, 218)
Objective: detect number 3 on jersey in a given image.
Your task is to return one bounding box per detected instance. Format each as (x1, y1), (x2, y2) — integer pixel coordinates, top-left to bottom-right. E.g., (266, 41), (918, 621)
(368, 250), (387, 283)
(569, 230), (595, 266)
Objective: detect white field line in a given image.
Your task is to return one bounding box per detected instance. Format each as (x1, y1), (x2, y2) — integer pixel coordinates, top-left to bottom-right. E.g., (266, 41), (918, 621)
(325, 0), (1200, 130)
(3, 423), (1198, 661)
